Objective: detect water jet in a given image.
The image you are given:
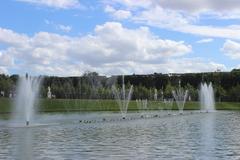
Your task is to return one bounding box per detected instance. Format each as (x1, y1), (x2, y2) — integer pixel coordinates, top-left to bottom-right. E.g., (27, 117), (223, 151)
(172, 80), (188, 114)
(12, 74), (42, 126)
(199, 82), (215, 112)
(112, 75), (133, 118)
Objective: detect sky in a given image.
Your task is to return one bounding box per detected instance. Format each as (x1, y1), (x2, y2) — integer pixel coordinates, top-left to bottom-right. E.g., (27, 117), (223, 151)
(0, 0), (240, 76)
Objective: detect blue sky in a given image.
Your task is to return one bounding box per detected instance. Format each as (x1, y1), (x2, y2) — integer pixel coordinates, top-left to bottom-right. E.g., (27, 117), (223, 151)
(0, 0), (240, 76)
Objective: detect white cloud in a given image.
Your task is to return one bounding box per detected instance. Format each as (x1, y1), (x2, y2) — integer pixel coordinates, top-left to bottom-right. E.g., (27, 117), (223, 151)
(105, 5), (115, 13)
(112, 0), (240, 16)
(99, 58), (226, 75)
(157, 0), (240, 14)
(0, 28), (29, 46)
(0, 67), (8, 74)
(0, 51), (12, 74)
(156, 58), (226, 73)
(136, 7), (240, 39)
(109, 0), (152, 9)
(44, 19), (72, 33)
(17, 0), (83, 9)
(57, 25), (72, 33)
(221, 40), (240, 59)
(0, 22), (193, 75)
(196, 38), (213, 43)
(0, 51), (14, 66)
(106, 0), (240, 40)
(113, 10), (132, 19)
(105, 5), (132, 19)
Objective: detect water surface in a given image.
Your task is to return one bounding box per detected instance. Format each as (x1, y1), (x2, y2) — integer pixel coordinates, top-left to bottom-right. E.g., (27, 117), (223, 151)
(0, 111), (240, 160)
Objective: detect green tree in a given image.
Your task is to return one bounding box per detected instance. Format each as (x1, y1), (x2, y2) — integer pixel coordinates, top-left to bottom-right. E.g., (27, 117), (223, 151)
(185, 83), (198, 101)
(164, 83), (174, 98)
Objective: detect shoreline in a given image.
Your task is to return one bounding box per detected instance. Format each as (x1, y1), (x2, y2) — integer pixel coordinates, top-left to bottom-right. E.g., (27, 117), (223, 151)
(0, 98), (240, 113)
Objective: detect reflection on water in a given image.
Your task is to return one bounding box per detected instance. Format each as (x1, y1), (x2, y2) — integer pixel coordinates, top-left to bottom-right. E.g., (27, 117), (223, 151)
(14, 128), (33, 160)
(0, 111), (240, 159)
(199, 112), (216, 159)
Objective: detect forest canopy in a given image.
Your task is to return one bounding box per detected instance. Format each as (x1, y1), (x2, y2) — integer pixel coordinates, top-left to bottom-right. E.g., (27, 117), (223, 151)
(0, 69), (240, 102)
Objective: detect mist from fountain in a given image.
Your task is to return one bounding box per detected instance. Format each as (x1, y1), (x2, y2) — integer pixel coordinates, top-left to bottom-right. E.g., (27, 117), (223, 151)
(136, 99), (148, 116)
(172, 81), (188, 114)
(112, 75), (133, 118)
(13, 74), (42, 126)
(200, 82), (215, 112)
(163, 99), (173, 114)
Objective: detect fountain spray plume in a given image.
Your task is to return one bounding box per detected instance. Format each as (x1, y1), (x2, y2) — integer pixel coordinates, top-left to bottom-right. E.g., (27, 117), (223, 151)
(136, 99), (148, 117)
(112, 75), (133, 119)
(172, 80), (188, 114)
(163, 99), (173, 114)
(199, 82), (215, 112)
(13, 73), (42, 126)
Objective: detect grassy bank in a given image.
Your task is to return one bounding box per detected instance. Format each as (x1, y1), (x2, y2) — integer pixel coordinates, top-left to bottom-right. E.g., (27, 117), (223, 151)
(0, 97), (240, 113)
(39, 99), (200, 112)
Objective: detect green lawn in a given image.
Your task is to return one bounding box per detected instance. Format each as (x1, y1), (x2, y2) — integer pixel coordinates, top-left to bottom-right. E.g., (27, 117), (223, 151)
(0, 98), (13, 113)
(39, 99), (201, 112)
(0, 97), (240, 113)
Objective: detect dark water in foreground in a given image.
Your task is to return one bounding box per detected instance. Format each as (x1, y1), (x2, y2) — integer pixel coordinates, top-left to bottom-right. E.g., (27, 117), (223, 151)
(0, 111), (240, 160)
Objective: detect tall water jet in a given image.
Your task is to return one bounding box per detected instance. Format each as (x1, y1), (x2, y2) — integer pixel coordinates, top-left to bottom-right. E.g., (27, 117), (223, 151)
(172, 81), (188, 114)
(13, 74), (42, 126)
(200, 82), (215, 112)
(112, 75), (133, 119)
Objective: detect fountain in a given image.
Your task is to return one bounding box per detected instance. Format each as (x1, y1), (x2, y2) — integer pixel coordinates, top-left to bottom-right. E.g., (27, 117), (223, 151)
(163, 99), (173, 114)
(172, 81), (188, 114)
(200, 82), (215, 112)
(13, 74), (42, 126)
(154, 89), (158, 101)
(136, 99), (148, 117)
(47, 86), (52, 99)
(112, 75), (133, 119)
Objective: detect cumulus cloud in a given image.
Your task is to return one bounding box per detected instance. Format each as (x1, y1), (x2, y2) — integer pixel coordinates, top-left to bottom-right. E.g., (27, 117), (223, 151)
(112, 0), (240, 16)
(0, 28), (29, 46)
(106, 0), (240, 40)
(0, 22), (193, 75)
(105, 5), (132, 19)
(17, 0), (83, 9)
(99, 58), (226, 75)
(221, 40), (240, 59)
(155, 0), (240, 14)
(0, 22), (227, 75)
(0, 51), (14, 66)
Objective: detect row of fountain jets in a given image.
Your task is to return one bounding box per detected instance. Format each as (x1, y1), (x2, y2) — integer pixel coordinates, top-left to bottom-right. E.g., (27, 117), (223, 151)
(112, 76), (215, 118)
(14, 74), (215, 126)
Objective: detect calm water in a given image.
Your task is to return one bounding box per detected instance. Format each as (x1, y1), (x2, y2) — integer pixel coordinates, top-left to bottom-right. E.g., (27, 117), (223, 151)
(0, 111), (240, 160)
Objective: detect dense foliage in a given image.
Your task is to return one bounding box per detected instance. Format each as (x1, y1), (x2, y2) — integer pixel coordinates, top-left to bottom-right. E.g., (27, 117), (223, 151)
(0, 69), (240, 102)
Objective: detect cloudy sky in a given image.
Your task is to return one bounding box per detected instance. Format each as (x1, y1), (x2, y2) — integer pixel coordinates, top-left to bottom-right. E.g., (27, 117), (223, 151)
(0, 0), (240, 76)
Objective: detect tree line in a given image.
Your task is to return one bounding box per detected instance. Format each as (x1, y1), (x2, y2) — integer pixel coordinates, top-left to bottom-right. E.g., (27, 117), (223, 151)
(0, 69), (240, 102)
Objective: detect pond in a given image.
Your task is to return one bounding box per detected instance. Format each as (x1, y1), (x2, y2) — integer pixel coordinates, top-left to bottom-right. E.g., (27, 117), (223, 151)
(0, 111), (240, 159)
